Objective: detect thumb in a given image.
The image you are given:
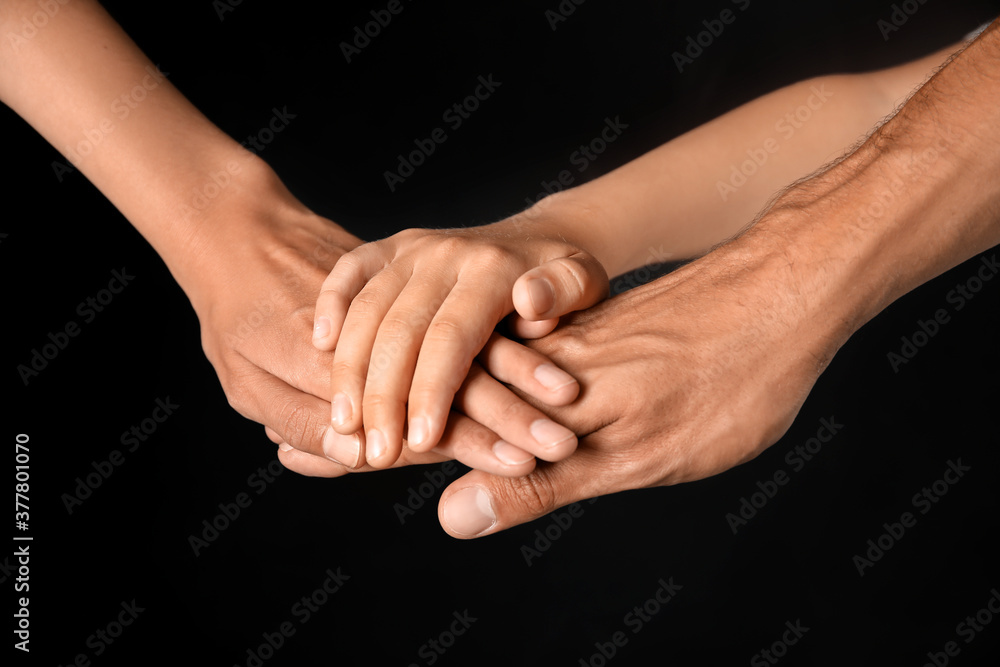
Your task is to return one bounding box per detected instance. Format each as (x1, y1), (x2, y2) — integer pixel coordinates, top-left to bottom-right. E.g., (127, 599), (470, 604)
(512, 252), (609, 323)
(437, 448), (605, 538)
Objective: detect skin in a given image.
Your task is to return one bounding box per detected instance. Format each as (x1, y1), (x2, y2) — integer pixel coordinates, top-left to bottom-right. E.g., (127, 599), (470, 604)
(313, 224), (608, 468)
(295, 42), (959, 476)
(433, 23), (1000, 537)
(0, 0), (576, 476)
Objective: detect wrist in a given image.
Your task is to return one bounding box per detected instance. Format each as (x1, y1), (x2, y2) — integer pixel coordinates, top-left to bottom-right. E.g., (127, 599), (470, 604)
(156, 155), (357, 310)
(507, 189), (630, 275)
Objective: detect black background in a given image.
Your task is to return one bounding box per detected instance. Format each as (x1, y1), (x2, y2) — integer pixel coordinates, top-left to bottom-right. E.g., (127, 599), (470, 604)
(5, 1), (1000, 665)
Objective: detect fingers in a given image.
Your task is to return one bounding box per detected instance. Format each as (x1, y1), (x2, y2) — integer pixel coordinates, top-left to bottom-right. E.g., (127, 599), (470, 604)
(406, 279), (511, 453)
(479, 332), (579, 406)
(437, 447), (605, 539)
(432, 411), (536, 477)
(313, 247), (386, 351)
(236, 369), (371, 468)
(276, 411), (536, 478)
(455, 362), (577, 462)
(359, 276), (446, 468)
(512, 252), (609, 321)
(235, 370), (333, 454)
(328, 268), (409, 436)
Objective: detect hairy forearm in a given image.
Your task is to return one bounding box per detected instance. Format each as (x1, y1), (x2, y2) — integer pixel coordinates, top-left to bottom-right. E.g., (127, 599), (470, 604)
(741, 22), (1000, 354)
(528, 44), (958, 276)
(0, 0), (344, 289)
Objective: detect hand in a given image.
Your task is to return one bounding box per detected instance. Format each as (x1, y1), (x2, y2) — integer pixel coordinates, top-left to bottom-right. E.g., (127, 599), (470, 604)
(311, 219), (609, 468)
(436, 222), (847, 537)
(180, 181), (544, 477)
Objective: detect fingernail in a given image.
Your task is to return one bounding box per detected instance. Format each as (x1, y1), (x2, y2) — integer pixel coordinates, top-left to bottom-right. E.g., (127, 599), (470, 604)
(534, 363), (577, 392)
(278, 442), (293, 452)
(367, 429), (386, 464)
(408, 416), (429, 448)
(526, 277), (555, 315)
(332, 392), (352, 427)
(323, 428), (360, 467)
(313, 316), (331, 340)
(493, 440), (533, 465)
(530, 419), (575, 449)
(442, 486), (496, 537)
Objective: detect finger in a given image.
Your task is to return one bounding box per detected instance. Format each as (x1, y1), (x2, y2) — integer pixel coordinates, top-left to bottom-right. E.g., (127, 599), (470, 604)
(432, 412), (536, 477)
(407, 277), (511, 453)
(313, 246), (386, 351)
(455, 363), (577, 462)
(506, 313), (559, 339)
(264, 426), (283, 444)
(512, 252), (609, 321)
(438, 447), (607, 539)
(240, 367), (367, 468)
(362, 275), (448, 468)
(329, 268), (410, 435)
(479, 332), (579, 406)
(277, 445), (352, 477)
(276, 412), (535, 478)
(277, 439), (449, 477)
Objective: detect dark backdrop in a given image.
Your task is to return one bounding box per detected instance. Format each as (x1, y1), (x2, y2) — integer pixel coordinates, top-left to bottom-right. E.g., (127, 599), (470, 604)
(5, 1), (1000, 665)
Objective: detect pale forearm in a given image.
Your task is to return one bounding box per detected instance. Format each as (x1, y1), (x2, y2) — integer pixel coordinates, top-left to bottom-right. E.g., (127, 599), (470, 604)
(529, 44), (958, 276)
(0, 0), (334, 289)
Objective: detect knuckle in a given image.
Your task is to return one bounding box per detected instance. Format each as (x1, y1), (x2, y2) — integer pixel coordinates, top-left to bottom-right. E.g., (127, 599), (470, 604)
(333, 249), (365, 273)
(495, 396), (532, 425)
(395, 227), (428, 244)
(424, 318), (468, 347)
(330, 360), (360, 383)
(508, 472), (558, 516)
(276, 400), (321, 451)
(349, 289), (385, 315)
(361, 392), (405, 415)
(431, 235), (470, 255)
(376, 316), (417, 345)
(472, 244), (516, 270)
